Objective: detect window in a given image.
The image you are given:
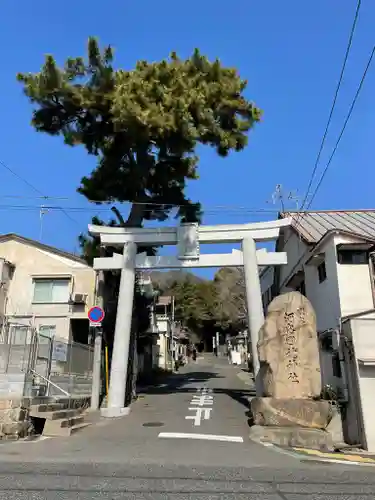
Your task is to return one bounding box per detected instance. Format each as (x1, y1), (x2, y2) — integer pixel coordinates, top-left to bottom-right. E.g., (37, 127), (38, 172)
(317, 261), (327, 283)
(11, 326), (31, 344)
(33, 279), (70, 303)
(337, 249), (368, 265)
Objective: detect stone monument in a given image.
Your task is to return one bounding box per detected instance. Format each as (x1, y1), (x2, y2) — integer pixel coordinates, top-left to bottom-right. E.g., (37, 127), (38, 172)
(249, 291), (333, 450)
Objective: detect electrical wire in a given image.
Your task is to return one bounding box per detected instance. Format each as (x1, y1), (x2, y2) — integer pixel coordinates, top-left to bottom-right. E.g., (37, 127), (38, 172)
(298, 0), (362, 213)
(0, 193), (281, 213)
(279, 25), (371, 267)
(276, 40), (374, 291)
(0, 203), (280, 218)
(0, 159), (80, 226)
(305, 44), (375, 210)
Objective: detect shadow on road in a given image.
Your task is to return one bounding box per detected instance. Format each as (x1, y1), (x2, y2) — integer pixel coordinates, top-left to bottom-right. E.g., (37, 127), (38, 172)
(137, 369), (256, 419)
(138, 371), (222, 395)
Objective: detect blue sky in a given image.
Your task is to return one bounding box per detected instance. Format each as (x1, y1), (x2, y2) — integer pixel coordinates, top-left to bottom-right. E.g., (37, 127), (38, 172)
(1, 1), (374, 273)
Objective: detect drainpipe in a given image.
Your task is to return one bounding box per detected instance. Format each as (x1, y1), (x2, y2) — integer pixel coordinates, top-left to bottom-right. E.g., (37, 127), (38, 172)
(336, 326), (349, 403)
(369, 252), (375, 308)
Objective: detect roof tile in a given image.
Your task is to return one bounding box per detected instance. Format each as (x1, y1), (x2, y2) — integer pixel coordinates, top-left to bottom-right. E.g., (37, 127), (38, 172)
(281, 210), (375, 243)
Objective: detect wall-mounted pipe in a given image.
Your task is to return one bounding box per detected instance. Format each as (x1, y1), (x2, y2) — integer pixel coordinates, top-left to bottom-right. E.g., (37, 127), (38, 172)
(369, 252), (375, 308)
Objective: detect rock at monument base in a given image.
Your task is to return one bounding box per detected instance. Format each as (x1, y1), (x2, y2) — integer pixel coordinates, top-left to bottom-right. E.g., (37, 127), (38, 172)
(250, 397), (332, 429)
(249, 424), (333, 451)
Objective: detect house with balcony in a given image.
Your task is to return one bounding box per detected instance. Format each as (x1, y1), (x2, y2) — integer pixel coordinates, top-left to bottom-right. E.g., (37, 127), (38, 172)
(260, 210), (375, 452)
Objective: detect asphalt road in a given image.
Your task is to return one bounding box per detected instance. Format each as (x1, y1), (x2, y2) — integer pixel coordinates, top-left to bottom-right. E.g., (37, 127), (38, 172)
(0, 354), (374, 498)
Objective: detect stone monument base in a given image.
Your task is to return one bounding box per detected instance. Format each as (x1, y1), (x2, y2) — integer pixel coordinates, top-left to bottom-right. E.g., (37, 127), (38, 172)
(250, 397), (332, 429)
(249, 424), (333, 451)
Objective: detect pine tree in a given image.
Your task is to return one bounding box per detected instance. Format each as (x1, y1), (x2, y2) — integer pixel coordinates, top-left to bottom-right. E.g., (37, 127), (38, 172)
(18, 37), (261, 229)
(18, 37), (261, 395)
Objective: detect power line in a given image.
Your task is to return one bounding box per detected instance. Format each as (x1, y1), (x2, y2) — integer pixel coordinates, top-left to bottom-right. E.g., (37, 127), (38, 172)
(0, 159), (46, 197)
(0, 203), (280, 216)
(279, 44), (375, 290)
(0, 193), (283, 211)
(306, 44), (375, 209)
(0, 159), (80, 227)
(280, 3), (367, 257)
(0, 193), (285, 213)
(299, 0), (362, 212)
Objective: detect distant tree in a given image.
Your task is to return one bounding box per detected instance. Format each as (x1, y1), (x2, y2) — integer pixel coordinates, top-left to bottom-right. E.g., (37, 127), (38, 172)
(214, 267), (247, 332)
(161, 279), (218, 345)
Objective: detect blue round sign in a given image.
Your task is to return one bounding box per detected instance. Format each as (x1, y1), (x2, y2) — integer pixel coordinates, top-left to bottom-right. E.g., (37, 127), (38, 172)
(88, 306), (105, 323)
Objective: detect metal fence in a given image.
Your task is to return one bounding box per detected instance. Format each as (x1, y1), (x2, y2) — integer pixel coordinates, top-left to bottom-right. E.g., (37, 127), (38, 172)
(0, 324), (94, 398)
(0, 325), (34, 374)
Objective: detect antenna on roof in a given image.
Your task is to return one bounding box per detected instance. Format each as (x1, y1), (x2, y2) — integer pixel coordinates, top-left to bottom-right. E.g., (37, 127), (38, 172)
(39, 204), (49, 242)
(287, 190), (301, 212)
(267, 185), (307, 213)
(267, 184), (285, 211)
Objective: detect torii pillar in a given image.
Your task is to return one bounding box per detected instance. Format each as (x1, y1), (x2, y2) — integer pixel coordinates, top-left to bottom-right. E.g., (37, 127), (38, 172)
(89, 219), (290, 418)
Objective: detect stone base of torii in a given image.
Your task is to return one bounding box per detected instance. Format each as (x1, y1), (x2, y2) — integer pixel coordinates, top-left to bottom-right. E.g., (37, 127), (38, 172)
(88, 219), (290, 418)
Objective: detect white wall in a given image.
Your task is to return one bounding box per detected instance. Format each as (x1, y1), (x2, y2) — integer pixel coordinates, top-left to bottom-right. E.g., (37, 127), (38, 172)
(278, 229), (309, 291)
(347, 316), (375, 451)
(304, 238), (341, 332)
(268, 230), (373, 333)
(335, 234), (374, 317)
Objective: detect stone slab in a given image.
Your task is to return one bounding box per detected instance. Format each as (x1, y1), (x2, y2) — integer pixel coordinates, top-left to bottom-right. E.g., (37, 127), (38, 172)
(258, 291), (322, 399)
(249, 424), (333, 451)
(250, 397), (332, 429)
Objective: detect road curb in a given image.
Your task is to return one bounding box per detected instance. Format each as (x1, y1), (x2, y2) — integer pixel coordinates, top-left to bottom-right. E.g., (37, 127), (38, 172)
(288, 447), (375, 466)
(249, 436), (375, 466)
(236, 371), (254, 386)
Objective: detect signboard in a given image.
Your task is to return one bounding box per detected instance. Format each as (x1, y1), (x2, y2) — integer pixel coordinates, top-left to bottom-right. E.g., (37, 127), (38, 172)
(52, 341), (68, 362)
(88, 306), (105, 327)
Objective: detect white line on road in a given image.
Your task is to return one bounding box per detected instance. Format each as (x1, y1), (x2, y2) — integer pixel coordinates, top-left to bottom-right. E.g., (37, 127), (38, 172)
(158, 432), (244, 443)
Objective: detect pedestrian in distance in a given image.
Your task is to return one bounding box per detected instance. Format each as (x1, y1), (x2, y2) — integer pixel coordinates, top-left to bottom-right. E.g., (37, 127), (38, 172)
(192, 348), (197, 361)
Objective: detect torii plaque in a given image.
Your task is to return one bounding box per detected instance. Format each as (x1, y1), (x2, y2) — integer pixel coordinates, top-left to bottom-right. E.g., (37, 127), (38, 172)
(89, 218), (290, 418)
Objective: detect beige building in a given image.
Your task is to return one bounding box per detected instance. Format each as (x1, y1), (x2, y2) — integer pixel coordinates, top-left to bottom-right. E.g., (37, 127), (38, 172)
(0, 234), (96, 344)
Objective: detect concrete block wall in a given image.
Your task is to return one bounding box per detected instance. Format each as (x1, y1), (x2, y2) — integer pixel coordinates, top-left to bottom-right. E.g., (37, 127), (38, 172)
(0, 345), (32, 373)
(49, 374), (93, 397)
(0, 373), (26, 398)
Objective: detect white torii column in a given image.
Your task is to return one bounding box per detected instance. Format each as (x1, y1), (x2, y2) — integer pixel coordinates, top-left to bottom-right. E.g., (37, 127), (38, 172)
(242, 237), (265, 395)
(101, 241), (137, 418)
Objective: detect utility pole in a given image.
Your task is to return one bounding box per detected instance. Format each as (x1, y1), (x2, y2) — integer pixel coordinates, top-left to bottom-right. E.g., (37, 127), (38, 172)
(90, 247), (105, 411)
(171, 295), (175, 370)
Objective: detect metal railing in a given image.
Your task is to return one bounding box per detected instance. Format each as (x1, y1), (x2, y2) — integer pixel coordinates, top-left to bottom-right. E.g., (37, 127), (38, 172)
(1, 325), (94, 399)
(28, 368), (70, 397)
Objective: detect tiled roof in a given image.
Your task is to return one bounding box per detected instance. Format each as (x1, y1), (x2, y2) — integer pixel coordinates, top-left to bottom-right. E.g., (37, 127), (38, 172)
(280, 210), (375, 244)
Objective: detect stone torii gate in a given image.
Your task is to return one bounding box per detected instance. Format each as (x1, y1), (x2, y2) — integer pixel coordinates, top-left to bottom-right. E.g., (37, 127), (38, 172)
(89, 218), (290, 418)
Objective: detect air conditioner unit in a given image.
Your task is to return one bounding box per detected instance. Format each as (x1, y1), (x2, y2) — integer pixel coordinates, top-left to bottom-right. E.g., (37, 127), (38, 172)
(71, 293), (87, 304)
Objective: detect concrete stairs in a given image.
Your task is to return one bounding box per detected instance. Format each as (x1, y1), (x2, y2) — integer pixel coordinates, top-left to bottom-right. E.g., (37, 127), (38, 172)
(29, 401), (91, 437)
